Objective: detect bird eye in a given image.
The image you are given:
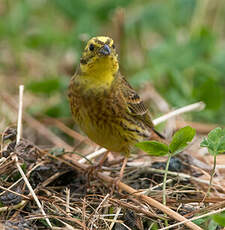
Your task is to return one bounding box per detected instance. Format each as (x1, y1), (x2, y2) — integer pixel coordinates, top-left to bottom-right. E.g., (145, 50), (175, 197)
(112, 44), (115, 49)
(89, 44), (94, 51)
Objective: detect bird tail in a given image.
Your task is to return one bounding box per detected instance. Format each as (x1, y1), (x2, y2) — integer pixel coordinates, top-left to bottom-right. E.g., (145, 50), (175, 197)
(151, 128), (169, 145)
(153, 128), (165, 139)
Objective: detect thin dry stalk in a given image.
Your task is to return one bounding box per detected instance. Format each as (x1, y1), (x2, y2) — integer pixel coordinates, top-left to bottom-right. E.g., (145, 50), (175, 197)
(82, 197), (87, 230)
(0, 200), (27, 212)
(0, 185), (29, 200)
(142, 178), (174, 196)
(90, 193), (110, 229)
(160, 206), (225, 230)
(14, 85), (52, 228)
(65, 187), (71, 216)
(0, 159), (48, 197)
(16, 85), (24, 144)
(109, 207), (121, 230)
(153, 102), (205, 126)
(78, 148), (107, 164)
(109, 197), (160, 219)
(141, 167), (225, 193)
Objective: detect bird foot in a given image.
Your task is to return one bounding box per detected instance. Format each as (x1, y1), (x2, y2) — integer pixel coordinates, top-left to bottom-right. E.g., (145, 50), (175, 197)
(84, 151), (110, 183)
(84, 163), (102, 184)
(111, 177), (122, 195)
(111, 157), (128, 194)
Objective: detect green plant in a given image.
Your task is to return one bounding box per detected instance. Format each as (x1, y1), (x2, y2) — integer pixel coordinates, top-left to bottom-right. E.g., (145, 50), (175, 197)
(193, 211), (225, 229)
(200, 127), (225, 197)
(212, 211), (225, 227)
(136, 126), (196, 224)
(137, 126), (195, 201)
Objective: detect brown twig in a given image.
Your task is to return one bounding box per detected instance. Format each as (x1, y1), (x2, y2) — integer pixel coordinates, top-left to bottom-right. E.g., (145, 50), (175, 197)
(0, 200), (27, 212)
(109, 207), (121, 230)
(0, 185), (30, 201)
(109, 197), (162, 219)
(184, 200), (225, 218)
(161, 206), (225, 230)
(13, 85), (52, 228)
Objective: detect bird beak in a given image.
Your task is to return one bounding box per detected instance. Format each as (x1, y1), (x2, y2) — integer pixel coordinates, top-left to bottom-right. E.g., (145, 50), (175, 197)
(99, 44), (111, 56)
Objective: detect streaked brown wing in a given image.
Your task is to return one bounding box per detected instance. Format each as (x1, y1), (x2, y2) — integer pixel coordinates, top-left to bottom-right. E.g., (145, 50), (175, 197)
(119, 75), (154, 129)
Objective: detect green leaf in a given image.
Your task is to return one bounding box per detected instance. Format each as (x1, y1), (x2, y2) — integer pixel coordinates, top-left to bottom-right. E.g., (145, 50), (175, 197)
(200, 138), (208, 148)
(200, 127), (225, 155)
(208, 219), (219, 230)
(208, 127), (223, 143)
(217, 136), (225, 154)
(212, 212), (225, 227)
(150, 222), (159, 230)
(136, 141), (169, 156)
(169, 126), (196, 154)
(192, 217), (208, 226)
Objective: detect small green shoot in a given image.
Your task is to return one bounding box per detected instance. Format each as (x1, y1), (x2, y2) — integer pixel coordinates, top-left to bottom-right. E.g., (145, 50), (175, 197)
(136, 126), (196, 225)
(200, 127), (225, 197)
(136, 126), (195, 204)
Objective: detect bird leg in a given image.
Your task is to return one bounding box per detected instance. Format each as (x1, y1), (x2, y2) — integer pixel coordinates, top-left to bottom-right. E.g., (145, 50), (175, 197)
(119, 157), (128, 180)
(85, 151), (110, 181)
(111, 157), (128, 194)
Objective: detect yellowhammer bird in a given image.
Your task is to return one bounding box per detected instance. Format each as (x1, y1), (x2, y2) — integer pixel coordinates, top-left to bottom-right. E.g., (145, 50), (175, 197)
(68, 36), (164, 159)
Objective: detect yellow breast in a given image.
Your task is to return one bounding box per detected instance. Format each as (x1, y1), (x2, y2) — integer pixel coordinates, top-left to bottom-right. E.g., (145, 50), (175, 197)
(68, 78), (140, 154)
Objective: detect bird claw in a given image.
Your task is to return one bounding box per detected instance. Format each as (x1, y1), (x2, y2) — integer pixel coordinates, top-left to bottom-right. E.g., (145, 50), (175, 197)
(111, 177), (121, 195)
(84, 164), (101, 183)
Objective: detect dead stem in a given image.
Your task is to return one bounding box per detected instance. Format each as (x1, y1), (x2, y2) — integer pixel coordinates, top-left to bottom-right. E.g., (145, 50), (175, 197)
(13, 85), (52, 228)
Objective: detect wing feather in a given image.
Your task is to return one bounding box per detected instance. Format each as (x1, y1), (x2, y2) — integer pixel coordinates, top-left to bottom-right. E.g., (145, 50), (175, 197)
(118, 74), (154, 129)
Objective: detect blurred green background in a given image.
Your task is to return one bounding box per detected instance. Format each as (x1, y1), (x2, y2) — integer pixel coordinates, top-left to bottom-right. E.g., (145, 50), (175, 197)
(1, 0), (225, 128)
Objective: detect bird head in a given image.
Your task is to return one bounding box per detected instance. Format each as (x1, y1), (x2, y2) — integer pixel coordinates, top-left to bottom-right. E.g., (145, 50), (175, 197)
(79, 36), (119, 84)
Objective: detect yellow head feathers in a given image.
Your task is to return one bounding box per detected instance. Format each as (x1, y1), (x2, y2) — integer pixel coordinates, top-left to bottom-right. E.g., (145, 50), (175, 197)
(78, 36), (119, 87)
